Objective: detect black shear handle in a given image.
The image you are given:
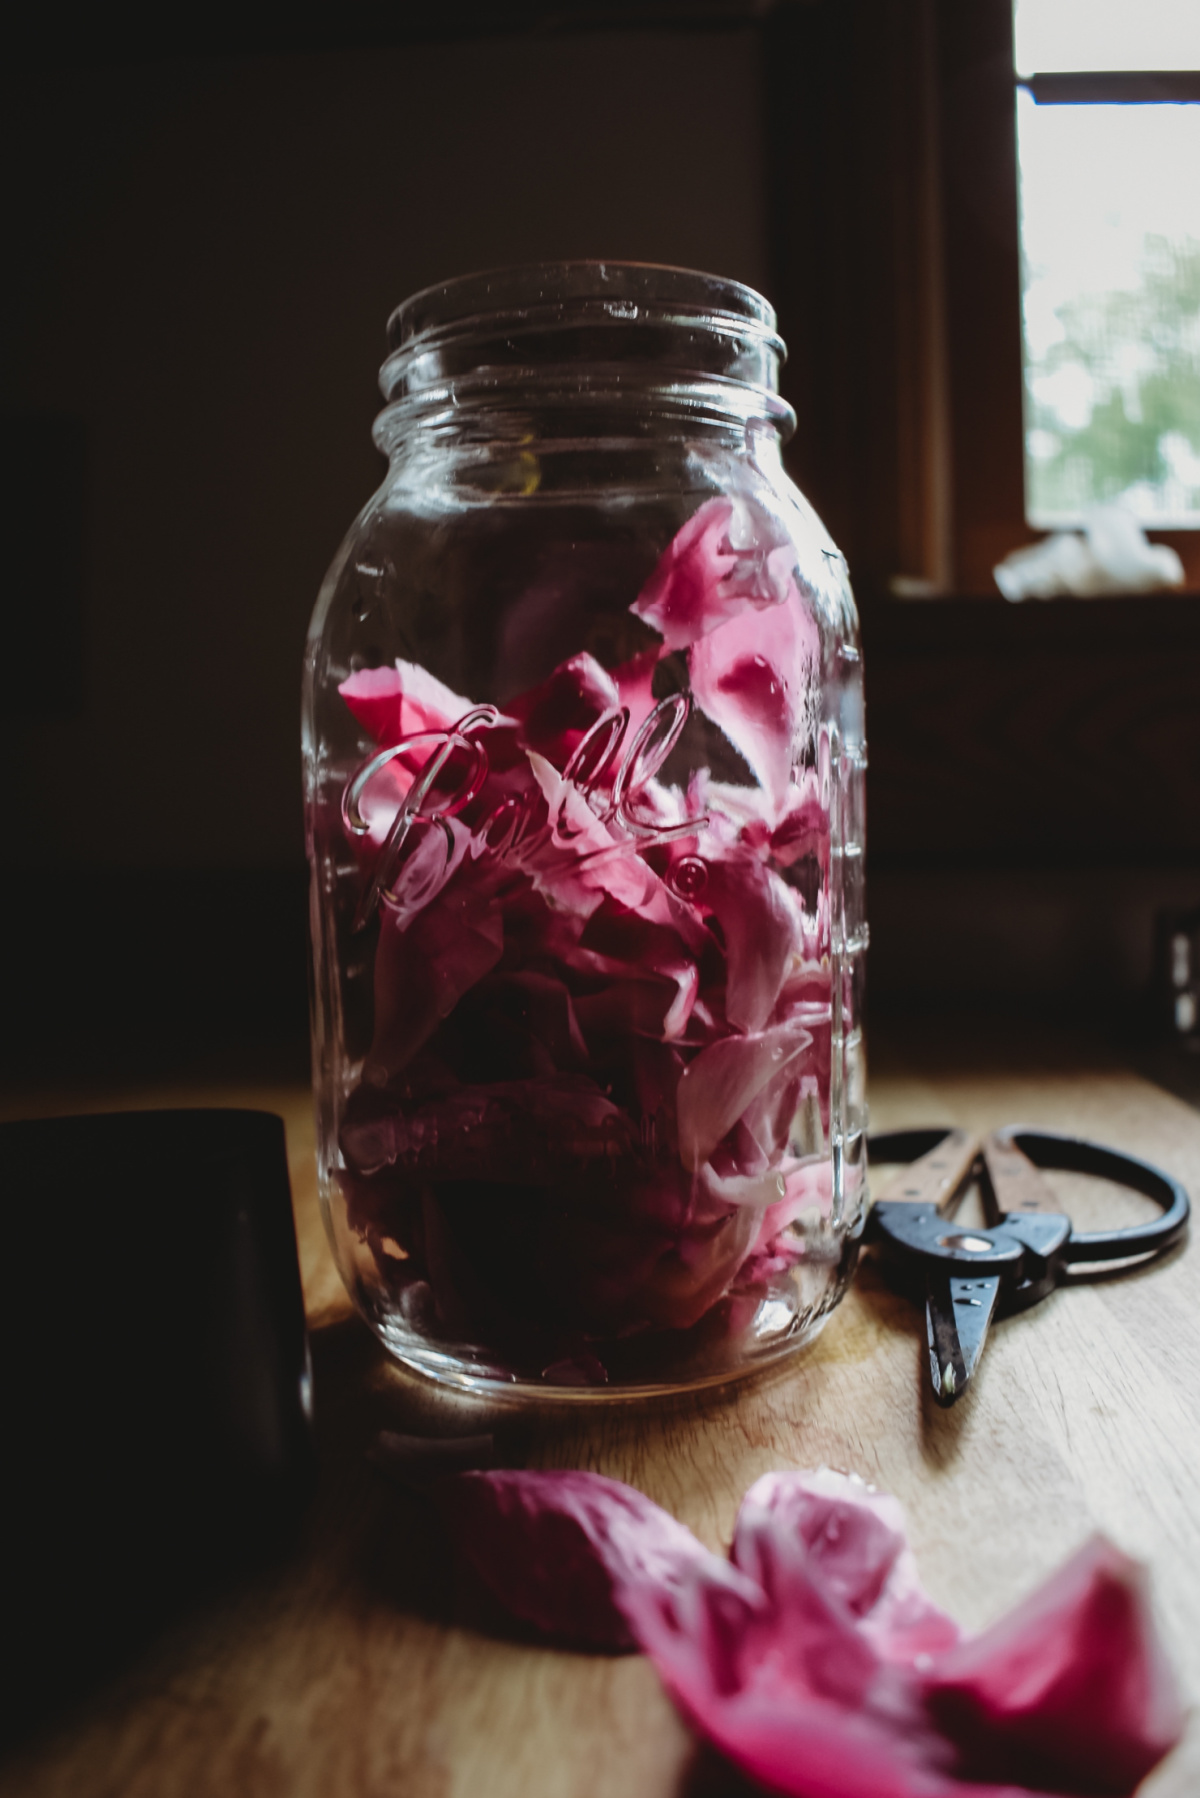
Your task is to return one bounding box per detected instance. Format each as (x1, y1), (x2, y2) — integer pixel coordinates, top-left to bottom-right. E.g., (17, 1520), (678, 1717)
(867, 1126), (1190, 1269)
(992, 1127), (1190, 1266)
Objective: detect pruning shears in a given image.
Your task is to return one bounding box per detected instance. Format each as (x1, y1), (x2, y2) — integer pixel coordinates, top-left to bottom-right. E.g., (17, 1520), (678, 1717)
(865, 1125), (1190, 1405)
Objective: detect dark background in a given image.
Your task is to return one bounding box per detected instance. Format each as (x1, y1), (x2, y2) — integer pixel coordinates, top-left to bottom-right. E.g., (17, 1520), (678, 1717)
(3, 0), (1198, 1080)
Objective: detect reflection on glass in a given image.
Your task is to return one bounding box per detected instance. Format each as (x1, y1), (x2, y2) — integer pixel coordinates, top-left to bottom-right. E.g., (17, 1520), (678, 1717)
(1014, 0), (1200, 78)
(1018, 92), (1200, 527)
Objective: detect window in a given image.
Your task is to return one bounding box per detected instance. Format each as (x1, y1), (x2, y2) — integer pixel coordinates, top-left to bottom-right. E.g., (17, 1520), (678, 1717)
(766, 0), (1200, 595)
(1015, 0), (1200, 532)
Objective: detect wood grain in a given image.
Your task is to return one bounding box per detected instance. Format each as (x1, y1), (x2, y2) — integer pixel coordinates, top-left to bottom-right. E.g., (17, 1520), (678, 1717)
(3, 1032), (1198, 1797)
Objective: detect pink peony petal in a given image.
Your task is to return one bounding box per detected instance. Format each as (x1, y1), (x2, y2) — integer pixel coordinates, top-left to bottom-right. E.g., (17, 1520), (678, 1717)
(366, 868), (505, 1081)
(442, 1465), (1184, 1798)
(339, 662), (530, 873)
(508, 652), (622, 768)
(520, 754), (714, 949)
(612, 644), (662, 739)
(533, 1167), (763, 1334)
(928, 1535), (1186, 1796)
(676, 1018), (813, 1173)
(689, 582), (817, 813)
(698, 842), (804, 1033)
(733, 1472), (961, 1666)
(620, 1561), (975, 1798)
(339, 659), (477, 747)
(574, 902), (706, 1042)
(335, 610), (834, 1345)
(571, 974), (696, 1050)
(733, 1062), (808, 1173)
(378, 815), (471, 928)
(344, 759), (415, 862)
(631, 499), (741, 649)
(343, 1073), (636, 1181)
(632, 499), (798, 651)
(706, 773), (831, 874)
(734, 1158), (834, 1285)
(471, 969), (590, 1071)
(444, 1469), (734, 1651)
(524, 750), (660, 917)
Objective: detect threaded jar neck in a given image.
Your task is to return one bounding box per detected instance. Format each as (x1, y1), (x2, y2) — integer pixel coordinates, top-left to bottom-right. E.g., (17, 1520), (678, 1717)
(374, 261), (794, 450)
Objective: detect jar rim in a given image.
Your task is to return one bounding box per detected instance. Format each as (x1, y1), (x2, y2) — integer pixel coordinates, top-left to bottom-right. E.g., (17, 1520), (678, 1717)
(378, 260), (792, 438)
(386, 260), (782, 355)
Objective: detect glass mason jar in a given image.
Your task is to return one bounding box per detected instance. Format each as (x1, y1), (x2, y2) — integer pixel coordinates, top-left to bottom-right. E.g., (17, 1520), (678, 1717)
(303, 263), (867, 1398)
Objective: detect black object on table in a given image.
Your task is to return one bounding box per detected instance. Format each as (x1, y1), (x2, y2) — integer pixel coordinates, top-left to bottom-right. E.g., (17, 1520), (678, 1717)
(866, 1124), (1190, 1407)
(1, 1109), (314, 1734)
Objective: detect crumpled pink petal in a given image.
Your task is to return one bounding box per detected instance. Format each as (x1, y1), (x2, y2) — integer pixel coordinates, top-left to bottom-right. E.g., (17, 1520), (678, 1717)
(735, 1158), (833, 1284)
(340, 658), (476, 747)
(623, 1545), (963, 1798)
(732, 1471), (961, 1667)
(532, 1176), (761, 1333)
(572, 901), (707, 1043)
(689, 582), (816, 813)
(632, 498), (797, 650)
(507, 651), (622, 767)
(612, 644), (662, 739)
(342, 1072), (634, 1182)
(444, 1469), (732, 1650)
(523, 750), (663, 917)
(928, 1535), (1186, 1797)
(698, 840), (804, 1032)
(570, 967), (698, 1047)
(442, 1467), (1184, 1798)
(366, 864), (506, 1080)
(676, 1017), (813, 1173)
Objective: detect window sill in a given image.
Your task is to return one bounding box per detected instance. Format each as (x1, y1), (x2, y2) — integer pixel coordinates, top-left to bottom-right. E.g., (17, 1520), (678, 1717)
(860, 589), (1200, 865)
(860, 587), (1200, 651)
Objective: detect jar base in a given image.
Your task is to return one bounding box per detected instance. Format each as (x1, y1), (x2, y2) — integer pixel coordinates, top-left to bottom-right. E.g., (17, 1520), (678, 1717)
(360, 1272), (850, 1404)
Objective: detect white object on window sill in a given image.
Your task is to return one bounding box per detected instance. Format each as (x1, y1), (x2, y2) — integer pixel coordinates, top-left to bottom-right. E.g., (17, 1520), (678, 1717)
(887, 575), (943, 600)
(993, 505), (1185, 601)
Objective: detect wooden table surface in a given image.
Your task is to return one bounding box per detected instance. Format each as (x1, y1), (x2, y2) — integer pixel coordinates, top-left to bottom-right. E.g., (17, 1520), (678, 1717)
(4, 1024), (1199, 1797)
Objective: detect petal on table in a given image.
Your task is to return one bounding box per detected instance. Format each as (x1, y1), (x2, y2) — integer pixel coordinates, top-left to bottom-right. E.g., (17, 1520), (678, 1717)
(442, 1466), (1182, 1798)
(733, 1471), (961, 1665)
(927, 1534), (1186, 1797)
(444, 1468), (734, 1651)
(619, 1558), (980, 1798)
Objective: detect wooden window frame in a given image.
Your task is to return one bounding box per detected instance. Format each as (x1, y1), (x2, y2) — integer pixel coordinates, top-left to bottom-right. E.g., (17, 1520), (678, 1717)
(765, 0), (1200, 599)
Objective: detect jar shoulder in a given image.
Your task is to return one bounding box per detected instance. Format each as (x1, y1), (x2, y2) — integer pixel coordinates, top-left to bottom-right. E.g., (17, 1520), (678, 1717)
(310, 445), (859, 667)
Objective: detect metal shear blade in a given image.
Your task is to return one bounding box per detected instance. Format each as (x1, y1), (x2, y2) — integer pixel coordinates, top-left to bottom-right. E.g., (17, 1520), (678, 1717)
(925, 1268), (999, 1404)
(866, 1127), (1123, 1407)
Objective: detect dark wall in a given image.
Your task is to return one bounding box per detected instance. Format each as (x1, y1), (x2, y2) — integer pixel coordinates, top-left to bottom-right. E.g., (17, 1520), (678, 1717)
(1, 26), (773, 1070)
(1, 31), (769, 874)
(3, 9), (1196, 1074)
